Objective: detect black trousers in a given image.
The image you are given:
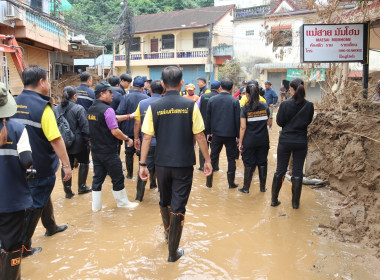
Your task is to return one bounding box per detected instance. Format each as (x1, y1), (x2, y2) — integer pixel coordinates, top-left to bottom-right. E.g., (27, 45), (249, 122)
(92, 152), (124, 191)
(275, 142), (307, 178)
(0, 210), (25, 251)
(69, 147), (90, 166)
(156, 165), (193, 214)
(146, 146), (156, 172)
(125, 136), (136, 157)
(241, 145), (269, 168)
(210, 135), (237, 173)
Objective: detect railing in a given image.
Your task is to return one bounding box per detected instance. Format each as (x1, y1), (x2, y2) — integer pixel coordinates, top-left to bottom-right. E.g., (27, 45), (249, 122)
(26, 11), (66, 38)
(213, 45), (233, 57)
(115, 50), (209, 61)
(234, 5), (269, 20)
(176, 50), (208, 58)
(144, 52), (174, 59)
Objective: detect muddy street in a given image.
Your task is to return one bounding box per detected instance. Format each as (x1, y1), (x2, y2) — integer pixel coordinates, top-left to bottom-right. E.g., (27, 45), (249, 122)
(21, 123), (380, 280)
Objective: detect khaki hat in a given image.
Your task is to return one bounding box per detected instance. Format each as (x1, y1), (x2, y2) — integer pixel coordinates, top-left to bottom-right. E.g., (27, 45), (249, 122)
(0, 82), (16, 118)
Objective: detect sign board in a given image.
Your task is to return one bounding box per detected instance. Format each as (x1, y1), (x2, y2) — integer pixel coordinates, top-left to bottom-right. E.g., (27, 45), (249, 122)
(205, 64), (213, 73)
(287, 68), (326, 82)
(301, 23), (369, 63)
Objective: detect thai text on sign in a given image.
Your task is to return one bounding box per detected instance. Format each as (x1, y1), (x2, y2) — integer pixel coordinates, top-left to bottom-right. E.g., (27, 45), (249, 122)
(301, 23), (368, 63)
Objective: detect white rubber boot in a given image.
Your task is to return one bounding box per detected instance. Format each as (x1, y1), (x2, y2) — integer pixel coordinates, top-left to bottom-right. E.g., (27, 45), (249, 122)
(112, 189), (138, 209)
(92, 191), (102, 212)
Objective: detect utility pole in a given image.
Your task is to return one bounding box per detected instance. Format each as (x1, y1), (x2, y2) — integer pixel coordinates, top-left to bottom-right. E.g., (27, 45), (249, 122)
(122, 0), (133, 74)
(206, 23), (214, 87)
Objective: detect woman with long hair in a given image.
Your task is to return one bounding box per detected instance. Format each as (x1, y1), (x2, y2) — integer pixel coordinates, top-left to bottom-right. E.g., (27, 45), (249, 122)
(238, 83), (270, 194)
(53, 86), (91, 198)
(0, 83), (33, 279)
(270, 78), (314, 209)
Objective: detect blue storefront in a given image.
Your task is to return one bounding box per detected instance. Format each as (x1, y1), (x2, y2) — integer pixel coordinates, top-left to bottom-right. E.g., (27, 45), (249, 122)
(149, 65), (214, 92)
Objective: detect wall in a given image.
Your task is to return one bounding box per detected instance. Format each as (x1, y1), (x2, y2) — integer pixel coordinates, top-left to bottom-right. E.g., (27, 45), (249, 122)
(6, 43), (49, 95)
(215, 0), (269, 8)
(213, 9), (234, 46)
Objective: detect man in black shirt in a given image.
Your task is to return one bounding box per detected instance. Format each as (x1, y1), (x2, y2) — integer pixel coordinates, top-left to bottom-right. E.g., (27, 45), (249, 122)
(197, 80), (221, 171)
(206, 78), (240, 189)
(139, 66), (212, 262)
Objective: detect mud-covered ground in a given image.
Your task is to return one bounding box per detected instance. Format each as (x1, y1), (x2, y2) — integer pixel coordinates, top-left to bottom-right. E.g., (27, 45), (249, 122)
(21, 122), (380, 279)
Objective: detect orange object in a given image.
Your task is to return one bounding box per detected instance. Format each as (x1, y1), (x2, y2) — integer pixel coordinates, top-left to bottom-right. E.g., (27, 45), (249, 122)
(0, 35), (26, 78)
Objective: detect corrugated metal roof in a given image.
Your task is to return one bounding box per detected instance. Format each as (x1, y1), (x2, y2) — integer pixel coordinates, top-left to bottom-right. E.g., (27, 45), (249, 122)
(133, 5), (234, 34)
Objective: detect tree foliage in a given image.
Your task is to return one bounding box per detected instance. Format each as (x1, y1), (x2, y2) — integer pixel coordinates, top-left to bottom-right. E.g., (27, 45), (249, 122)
(64, 0), (214, 49)
(218, 60), (242, 87)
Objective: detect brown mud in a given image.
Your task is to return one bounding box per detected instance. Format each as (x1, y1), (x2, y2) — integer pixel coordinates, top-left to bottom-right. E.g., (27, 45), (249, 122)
(305, 75), (380, 258)
(21, 123), (380, 279)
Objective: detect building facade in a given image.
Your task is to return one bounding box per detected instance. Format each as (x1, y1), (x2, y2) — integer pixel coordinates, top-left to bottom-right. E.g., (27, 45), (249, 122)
(0, 0), (69, 95)
(113, 5), (235, 86)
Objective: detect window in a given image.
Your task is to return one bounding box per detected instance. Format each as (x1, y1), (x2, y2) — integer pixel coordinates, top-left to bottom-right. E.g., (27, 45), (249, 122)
(162, 34), (174, 49)
(272, 29), (292, 47)
(193, 32), (209, 48)
(246, 30), (254, 36)
(130, 37), (141, 52)
(30, 0), (43, 11)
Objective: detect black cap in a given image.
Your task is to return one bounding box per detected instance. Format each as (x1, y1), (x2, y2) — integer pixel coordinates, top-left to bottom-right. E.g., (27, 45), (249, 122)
(95, 81), (112, 95)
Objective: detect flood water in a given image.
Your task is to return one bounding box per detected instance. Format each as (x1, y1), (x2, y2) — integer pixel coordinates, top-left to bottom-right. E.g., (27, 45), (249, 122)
(22, 123), (380, 280)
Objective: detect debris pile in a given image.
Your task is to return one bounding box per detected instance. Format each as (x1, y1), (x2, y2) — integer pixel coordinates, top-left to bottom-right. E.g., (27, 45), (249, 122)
(305, 75), (380, 257)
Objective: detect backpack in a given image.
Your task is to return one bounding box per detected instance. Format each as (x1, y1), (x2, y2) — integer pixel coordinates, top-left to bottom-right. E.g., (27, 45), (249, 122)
(55, 104), (75, 148)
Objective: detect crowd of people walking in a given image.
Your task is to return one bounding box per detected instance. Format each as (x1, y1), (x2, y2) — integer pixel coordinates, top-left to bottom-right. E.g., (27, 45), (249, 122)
(0, 64), (314, 279)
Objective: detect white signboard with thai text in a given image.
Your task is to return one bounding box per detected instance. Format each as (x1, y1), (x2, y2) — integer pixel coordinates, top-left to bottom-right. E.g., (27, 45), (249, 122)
(301, 23), (368, 63)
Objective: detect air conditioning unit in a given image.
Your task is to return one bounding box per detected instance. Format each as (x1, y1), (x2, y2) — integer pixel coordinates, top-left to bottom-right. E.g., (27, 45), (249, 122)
(5, 2), (23, 21)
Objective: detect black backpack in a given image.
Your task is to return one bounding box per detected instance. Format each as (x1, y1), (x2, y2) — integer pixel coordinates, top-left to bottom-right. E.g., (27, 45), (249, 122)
(55, 104), (75, 148)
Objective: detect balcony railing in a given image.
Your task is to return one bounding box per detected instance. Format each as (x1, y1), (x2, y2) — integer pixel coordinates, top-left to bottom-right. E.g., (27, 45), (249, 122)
(213, 45), (233, 57)
(234, 5), (269, 20)
(115, 50), (209, 61)
(144, 52), (175, 59)
(26, 11), (66, 38)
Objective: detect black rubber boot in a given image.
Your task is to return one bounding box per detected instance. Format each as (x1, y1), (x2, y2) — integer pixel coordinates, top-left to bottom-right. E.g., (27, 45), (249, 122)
(271, 174), (284, 207)
(62, 168), (74, 199)
(135, 176), (147, 202)
(41, 198), (68, 237)
(21, 208), (42, 258)
(214, 158), (220, 172)
(291, 176), (303, 209)
(198, 149), (205, 171)
(227, 172), (239, 189)
(238, 167), (255, 194)
(167, 213), (185, 262)
(206, 173), (213, 188)
(258, 164), (268, 192)
(149, 171), (157, 189)
(78, 164), (92, 194)
(126, 154), (134, 179)
(1, 249), (22, 280)
(159, 205), (171, 240)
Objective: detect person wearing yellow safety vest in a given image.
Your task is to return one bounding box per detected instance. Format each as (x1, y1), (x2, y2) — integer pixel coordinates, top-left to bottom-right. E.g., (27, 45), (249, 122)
(239, 81), (266, 108)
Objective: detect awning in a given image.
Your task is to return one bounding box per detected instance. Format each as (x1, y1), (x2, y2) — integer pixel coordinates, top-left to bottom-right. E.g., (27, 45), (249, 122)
(50, 0), (72, 12)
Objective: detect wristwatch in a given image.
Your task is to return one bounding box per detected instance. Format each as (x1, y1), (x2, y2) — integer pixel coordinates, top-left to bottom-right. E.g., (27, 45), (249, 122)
(139, 162), (147, 167)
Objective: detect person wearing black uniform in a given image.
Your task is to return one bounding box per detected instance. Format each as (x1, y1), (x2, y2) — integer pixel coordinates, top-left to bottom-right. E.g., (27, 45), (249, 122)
(13, 66), (71, 257)
(197, 80), (221, 172)
(271, 78), (314, 209)
(118, 73), (132, 96)
(133, 80), (164, 201)
(76, 72), (95, 111)
(0, 83), (33, 279)
(108, 76), (124, 155)
(116, 77), (148, 179)
(139, 66), (212, 262)
(238, 84), (270, 194)
(53, 86), (92, 199)
(205, 78), (240, 189)
(88, 82), (138, 211)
